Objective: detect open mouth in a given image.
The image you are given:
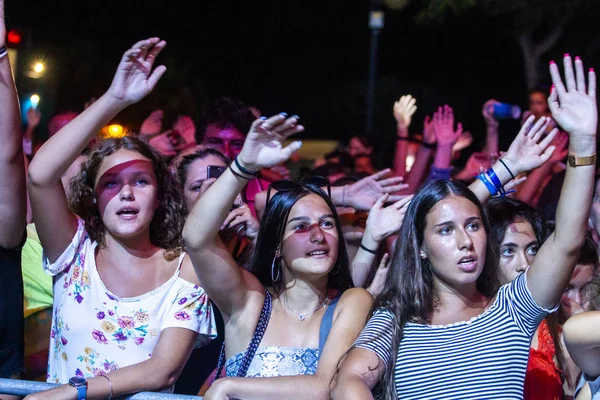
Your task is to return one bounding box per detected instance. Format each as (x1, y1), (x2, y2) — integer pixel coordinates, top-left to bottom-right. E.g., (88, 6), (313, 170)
(116, 208), (139, 217)
(307, 249), (329, 257)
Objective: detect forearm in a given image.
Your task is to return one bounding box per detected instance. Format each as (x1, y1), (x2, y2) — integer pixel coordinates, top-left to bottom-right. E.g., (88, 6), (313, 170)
(331, 374), (375, 400)
(405, 147), (433, 192)
(351, 230), (380, 287)
(393, 125), (409, 177)
(564, 311), (600, 378)
(23, 125), (35, 141)
(217, 375), (330, 400)
(0, 56), (22, 159)
(28, 93), (125, 185)
(554, 136), (596, 251)
(468, 157), (514, 204)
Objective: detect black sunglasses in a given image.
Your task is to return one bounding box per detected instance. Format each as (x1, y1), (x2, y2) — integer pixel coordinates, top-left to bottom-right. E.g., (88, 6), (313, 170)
(265, 175), (331, 204)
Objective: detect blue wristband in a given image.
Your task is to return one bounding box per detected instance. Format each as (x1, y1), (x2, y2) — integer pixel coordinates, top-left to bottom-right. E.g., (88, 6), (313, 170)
(486, 168), (503, 190)
(477, 173), (498, 196)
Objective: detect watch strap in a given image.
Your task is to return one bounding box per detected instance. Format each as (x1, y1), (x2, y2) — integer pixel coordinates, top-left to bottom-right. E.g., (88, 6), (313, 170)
(568, 153), (597, 167)
(76, 384), (87, 400)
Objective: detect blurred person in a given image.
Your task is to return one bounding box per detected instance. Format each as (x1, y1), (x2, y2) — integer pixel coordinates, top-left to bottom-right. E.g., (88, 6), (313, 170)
(139, 110), (197, 157)
(26, 38), (215, 400)
(0, 1), (28, 398)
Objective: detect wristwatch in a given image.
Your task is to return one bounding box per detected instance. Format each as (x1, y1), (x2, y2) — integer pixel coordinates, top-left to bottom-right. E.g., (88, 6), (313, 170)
(68, 376), (88, 400)
(568, 153), (597, 167)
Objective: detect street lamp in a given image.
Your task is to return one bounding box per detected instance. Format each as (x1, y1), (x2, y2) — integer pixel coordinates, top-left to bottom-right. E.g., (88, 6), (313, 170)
(366, 1), (384, 135)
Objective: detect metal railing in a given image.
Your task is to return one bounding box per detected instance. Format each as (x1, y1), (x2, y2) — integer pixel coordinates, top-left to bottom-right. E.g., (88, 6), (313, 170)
(0, 378), (202, 399)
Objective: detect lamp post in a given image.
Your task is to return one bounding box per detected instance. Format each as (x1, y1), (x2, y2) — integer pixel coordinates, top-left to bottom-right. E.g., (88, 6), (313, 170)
(366, 0), (384, 135)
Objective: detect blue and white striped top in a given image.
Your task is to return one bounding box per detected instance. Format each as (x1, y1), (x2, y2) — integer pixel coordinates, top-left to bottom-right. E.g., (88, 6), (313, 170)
(355, 272), (555, 399)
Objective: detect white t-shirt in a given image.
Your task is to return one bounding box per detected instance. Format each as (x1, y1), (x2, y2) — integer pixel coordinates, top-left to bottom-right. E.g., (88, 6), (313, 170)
(44, 218), (216, 383)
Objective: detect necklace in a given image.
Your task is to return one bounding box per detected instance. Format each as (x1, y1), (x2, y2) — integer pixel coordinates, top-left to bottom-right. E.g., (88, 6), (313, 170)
(285, 294), (329, 321)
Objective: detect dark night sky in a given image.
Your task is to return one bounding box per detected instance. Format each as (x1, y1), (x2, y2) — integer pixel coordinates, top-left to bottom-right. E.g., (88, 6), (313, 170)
(7, 0), (597, 165)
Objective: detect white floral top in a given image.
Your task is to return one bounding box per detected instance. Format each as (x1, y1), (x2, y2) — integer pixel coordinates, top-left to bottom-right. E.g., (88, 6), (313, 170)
(44, 219), (216, 384)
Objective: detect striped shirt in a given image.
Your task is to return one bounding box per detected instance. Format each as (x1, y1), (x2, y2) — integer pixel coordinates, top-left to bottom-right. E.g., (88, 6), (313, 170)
(355, 272), (555, 399)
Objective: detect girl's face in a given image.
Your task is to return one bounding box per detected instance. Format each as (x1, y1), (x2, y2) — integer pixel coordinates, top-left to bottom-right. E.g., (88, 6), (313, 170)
(182, 155), (228, 207)
(498, 218), (539, 284)
(94, 149), (159, 241)
(562, 264), (595, 316)
(421, 196), (487, 292)
(280, 193), (339, 283)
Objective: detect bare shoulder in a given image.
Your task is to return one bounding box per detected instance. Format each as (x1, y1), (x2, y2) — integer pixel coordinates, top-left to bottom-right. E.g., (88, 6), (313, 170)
(335, 287), (374, 320)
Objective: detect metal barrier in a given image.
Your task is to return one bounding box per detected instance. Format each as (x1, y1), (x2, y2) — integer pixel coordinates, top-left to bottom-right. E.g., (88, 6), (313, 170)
(0, 378), (202, 399)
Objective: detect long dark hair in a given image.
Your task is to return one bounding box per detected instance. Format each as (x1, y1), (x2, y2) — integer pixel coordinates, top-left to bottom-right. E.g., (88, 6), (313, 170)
(69, 136), (185, 258)
(363, 180), (499, 400)
(486, 197), (573, 386)
(248, 184), (353, 294)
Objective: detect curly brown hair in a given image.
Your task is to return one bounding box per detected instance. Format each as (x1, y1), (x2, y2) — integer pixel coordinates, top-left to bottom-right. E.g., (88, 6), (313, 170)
(68, 136), (185, 258)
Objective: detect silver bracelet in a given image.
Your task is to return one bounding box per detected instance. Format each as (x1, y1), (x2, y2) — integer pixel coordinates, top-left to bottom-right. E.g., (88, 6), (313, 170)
(98, 374), (113, 400)
(0, 46), (7, 59)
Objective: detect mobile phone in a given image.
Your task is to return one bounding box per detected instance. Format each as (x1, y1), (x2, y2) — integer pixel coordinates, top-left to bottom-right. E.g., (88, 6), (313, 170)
(207, 165), (227, 179)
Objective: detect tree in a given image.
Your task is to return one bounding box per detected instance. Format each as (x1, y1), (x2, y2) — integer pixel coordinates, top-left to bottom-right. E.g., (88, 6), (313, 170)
(383, 0), (600, 89)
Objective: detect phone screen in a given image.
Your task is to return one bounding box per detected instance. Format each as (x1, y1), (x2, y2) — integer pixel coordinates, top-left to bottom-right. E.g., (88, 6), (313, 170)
(207, 165), (227, 179)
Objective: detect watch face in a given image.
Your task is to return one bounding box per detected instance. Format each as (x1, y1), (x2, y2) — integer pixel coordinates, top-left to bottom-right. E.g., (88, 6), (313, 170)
(69, 376), (86, 386)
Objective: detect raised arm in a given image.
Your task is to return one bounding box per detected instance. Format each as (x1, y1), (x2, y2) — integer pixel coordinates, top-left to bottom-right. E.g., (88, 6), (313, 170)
(0, 0), (27, 248)
(28, 38), (166, 262)
(182, 115), (303, 317)
(527, 55), (597, 309)
(403, 114), (436, 193)
(392, 95), (417, 178)
(351, 194), (411, 288)
(469, 115), (557, 203)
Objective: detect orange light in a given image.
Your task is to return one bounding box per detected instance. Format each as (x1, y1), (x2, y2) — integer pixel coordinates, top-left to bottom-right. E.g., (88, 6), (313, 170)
(106, 124), (125, 138)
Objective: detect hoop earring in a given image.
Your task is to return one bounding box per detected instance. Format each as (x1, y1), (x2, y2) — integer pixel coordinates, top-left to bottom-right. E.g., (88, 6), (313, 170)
(271, 250), (281, 283)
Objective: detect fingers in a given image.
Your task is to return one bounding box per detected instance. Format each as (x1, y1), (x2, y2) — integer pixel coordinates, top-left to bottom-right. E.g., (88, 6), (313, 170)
(528, 116), (549, 142)
(575, 56), (586, 93)
(517, 115), (536, 138)
(387, 189), (412, 202)
(378, 176), (404, 187)
(147, 65), (167, 90)
(378, 253), (389, 269)
(589, 68), (597, 100)
(538, 128), (559, 149)
(372, 193), (389, 211)
(548, 85), (560, 116)
(549, 60), (567, 99)
(368, 168), (392, 181)
(222, 207), (247, 228)
(540, 145), (556, 164)
(146, 40), (167, 65)
(281, 140), (303, 160)
(260, 114), (304, 139)
(383, 183), (409, 194)
(455, 122), (463, 137)
(563, 54), (577, 93)
(393, 195), (413, 210)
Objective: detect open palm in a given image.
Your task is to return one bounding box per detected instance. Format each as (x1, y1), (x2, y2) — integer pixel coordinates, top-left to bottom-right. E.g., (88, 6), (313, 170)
(549, 56), (597, 137)
(503, 116), (557, 175)
(238, 114), (304, 171)
(108, 38), (167, 106)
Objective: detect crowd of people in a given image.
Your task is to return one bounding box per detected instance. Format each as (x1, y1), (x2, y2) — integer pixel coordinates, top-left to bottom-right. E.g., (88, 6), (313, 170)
(2, 2), (600, 400)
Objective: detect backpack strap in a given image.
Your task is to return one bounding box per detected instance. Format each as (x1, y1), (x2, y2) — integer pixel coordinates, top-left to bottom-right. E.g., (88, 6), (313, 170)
(214, 288), (272, 380)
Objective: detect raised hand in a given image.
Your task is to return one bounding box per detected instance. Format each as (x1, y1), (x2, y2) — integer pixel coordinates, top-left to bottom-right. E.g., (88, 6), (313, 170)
(140, 109), (164, 136)
(393, 95), (417, 129)
(501, 115), (558, 176)
(367, 253), (389, 297)
(345, 169), (408, 211)
(549, 55), (597, 137)
(422, 115), (436, 145)
(453, 130), (473, 153)
(433, 105), (463, 147)
(221, 202), (260, 239)
(364, 194), (412, 242)
(482, 99), (500, 127)
(548, 131), (569, 163)
(173, 115), (196, 144)
(237, 114), (303, 171)
(107, 38), (167, 106)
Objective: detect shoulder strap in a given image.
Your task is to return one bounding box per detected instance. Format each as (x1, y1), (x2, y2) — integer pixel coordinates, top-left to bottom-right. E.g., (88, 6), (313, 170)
(318, 295), (340, 355)
(214, 288), (272, 380)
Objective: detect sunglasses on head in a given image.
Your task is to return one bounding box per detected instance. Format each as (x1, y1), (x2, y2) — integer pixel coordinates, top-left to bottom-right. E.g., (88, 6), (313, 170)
(265, 175), (331, 204)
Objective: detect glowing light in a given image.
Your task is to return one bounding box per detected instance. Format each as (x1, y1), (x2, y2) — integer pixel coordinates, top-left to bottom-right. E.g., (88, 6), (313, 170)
(106, 124), (125, 138)
(33, 62), (44, 73)
(7, 30), (21, 46)
(30, 94), (40, 106)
